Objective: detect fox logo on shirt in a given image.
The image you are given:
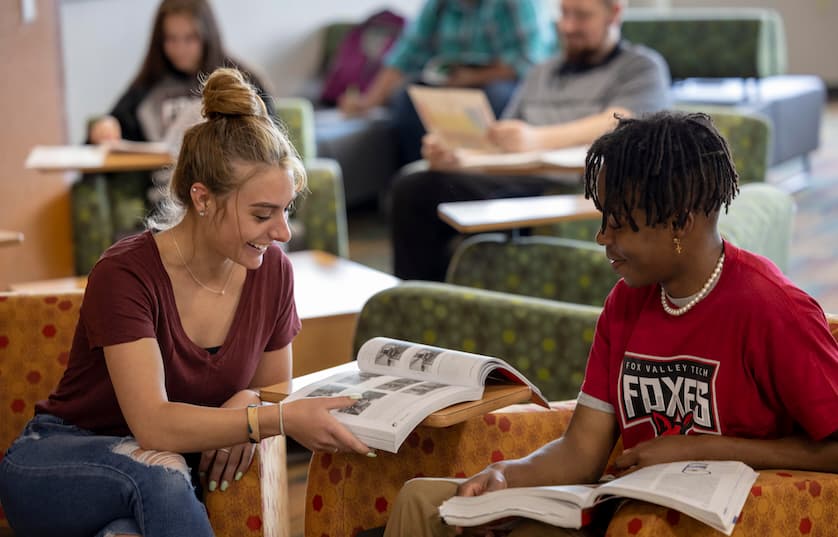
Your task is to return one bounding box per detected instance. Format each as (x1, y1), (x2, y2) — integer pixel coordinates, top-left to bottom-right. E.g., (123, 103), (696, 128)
(619, 353), (721, 436)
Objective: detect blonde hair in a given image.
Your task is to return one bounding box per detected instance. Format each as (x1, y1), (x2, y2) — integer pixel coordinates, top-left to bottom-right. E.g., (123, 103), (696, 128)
(149, 67), (306, 229)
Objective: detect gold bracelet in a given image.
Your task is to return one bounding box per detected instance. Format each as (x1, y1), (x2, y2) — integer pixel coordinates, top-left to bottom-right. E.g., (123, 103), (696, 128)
(278, 401), (285, 436)
(247, 404), (261, 444)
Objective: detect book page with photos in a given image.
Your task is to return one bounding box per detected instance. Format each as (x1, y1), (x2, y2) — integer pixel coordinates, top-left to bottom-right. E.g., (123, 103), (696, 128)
(283, 338), (546, 452)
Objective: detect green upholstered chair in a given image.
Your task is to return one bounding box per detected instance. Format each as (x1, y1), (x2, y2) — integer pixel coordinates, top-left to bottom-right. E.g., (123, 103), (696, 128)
(684, 108), (772, 186)
(622, 8), (787, 80)
(445, 183), (796, 306)
(352, 281), (602, 403)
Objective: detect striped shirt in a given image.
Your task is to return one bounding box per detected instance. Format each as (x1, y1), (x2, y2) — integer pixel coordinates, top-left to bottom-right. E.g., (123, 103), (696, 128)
(385, 0), (557, 79)
(502, 41), (672, 124)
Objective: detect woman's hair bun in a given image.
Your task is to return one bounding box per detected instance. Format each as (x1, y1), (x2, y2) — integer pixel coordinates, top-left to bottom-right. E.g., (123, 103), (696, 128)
(201, 67), (267, 120)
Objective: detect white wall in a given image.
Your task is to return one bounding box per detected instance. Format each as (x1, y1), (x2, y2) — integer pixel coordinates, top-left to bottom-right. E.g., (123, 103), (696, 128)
(60, 0), (837, 143)
(59, 0), (425, 142)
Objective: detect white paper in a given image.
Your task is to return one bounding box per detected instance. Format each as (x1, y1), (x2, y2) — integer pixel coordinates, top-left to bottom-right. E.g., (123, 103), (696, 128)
(25, 145), (107, 169)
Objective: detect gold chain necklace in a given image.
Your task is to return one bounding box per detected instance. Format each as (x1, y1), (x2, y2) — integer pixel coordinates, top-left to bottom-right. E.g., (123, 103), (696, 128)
(171, 235), (235, 296)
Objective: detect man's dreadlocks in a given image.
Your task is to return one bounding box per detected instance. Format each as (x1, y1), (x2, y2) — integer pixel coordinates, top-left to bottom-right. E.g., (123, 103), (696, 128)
(584, 111), (739, 233)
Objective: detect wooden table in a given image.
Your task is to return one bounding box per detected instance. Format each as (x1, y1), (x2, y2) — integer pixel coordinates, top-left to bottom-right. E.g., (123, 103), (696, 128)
(288, 251), (400, 376)
(83, 152), (174, 174)
(260, 362), (533, 428)
(438, 194), (599, 234)
(0, 230), (24, 247)
(26, 145), (173, 174)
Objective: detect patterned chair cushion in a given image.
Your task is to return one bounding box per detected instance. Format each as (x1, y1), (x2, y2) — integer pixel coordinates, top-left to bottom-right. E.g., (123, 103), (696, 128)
(306, 402), (578, 537)
(353, 282), (602, 402)
(0, 292), (274, 536)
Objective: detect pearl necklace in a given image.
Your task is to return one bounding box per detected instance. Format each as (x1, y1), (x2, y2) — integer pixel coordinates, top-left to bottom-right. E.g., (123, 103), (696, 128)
(660, 251), (725, 316)
(171, 235), (235, 296)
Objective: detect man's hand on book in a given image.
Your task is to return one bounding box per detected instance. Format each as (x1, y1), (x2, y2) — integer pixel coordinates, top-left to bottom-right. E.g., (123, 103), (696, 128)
(615, 435), (707, 475)
(422, 133), (463, 170)
(282, 395), (375, 456)
(449, 467), (512, 535)
(487, 120), (542, 153)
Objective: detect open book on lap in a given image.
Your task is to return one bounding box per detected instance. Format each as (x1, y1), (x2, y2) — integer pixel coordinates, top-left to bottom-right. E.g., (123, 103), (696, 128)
(282, 337), (548, 453)
(439, 460), (758, 536)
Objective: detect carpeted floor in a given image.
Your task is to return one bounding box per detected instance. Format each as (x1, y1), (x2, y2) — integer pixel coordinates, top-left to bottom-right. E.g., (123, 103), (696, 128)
(785, 100), (838, 313)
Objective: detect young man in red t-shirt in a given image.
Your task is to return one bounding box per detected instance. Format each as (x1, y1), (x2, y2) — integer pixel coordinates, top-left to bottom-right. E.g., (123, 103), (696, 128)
(382, 111), (838, 537)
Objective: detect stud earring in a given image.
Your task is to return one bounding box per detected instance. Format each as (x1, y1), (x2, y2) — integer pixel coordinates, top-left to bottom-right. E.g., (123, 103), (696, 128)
(199, 209), (206, 217)
(673, 237), (683, 254)
(191, 187), (196, 192)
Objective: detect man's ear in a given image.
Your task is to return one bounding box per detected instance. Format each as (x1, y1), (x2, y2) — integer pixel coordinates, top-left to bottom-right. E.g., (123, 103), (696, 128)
(673, 212), (696, 238)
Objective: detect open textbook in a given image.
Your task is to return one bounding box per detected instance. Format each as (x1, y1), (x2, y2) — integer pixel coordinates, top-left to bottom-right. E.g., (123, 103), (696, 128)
(282, 337), (548, 453)
(407, 85), (587, 173)
(407, 85), (497, 151)
(439, 460), (758, 536)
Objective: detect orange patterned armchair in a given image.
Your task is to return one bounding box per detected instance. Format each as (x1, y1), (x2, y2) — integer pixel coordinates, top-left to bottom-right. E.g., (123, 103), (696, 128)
(306, 315), (838, 537)
(0, 291), (287, 536)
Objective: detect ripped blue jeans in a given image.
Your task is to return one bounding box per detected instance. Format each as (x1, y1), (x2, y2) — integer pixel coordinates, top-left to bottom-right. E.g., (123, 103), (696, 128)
(0, 414), (213, 537)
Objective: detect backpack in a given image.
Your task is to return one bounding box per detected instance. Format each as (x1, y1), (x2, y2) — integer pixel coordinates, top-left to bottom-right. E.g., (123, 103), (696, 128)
(319, 10), (406, 105)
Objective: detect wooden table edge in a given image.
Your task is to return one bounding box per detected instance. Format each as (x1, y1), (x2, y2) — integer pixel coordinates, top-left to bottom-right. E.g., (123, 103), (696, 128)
(438, 208), (600, 234)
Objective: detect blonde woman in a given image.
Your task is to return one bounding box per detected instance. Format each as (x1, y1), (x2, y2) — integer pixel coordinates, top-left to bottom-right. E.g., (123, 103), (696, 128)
(0, 68), (370, 537)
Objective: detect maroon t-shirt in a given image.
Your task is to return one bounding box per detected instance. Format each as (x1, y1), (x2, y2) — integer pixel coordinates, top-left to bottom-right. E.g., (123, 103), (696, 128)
(36, 231), (301, 436)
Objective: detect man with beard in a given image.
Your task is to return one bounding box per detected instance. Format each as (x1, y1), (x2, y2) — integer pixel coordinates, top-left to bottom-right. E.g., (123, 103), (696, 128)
(390, 0), (670, 282)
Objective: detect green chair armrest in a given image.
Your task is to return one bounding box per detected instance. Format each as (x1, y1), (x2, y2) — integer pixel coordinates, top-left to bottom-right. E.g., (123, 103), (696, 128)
(294, 158), (349, 257)
(275, 97), (317, 162)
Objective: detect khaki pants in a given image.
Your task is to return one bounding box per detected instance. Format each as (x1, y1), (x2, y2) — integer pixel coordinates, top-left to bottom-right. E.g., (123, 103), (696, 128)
(383, 478), (603, 537)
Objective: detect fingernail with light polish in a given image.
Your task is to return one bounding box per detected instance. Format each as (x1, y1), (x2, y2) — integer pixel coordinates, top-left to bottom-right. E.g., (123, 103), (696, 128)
(208, 480), (217, 492)
(220, 480), (229, 492)
(346, 393), (363, 400)
(235, 471), (243, 481)
(366, 451), (377, 458)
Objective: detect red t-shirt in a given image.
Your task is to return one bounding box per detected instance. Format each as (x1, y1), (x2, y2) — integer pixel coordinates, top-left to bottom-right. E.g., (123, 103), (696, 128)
(580, 243), (838, 449)
(37, 231), (301, 436)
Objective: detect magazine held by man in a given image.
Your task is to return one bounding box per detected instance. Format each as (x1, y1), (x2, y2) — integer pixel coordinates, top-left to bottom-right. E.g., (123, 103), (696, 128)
(282, 337), (548, 453)
(438, 460), (758, 536)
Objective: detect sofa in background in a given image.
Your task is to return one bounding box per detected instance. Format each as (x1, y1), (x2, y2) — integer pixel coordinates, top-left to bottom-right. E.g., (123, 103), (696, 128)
(305, 310), (838, 537)
(0, 291), (295, 536)
(445, 182), (796, 306)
